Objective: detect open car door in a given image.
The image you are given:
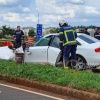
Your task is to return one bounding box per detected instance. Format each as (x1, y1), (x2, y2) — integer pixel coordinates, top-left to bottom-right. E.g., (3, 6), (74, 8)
(48, 36), (61, 66)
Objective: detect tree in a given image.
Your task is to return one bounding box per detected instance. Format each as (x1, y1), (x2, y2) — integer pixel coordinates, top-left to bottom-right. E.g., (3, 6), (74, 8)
(49, 28), (59, 33)
(1, 25), (14, 38)
(28, 29), (36, 36)
(1, 25), (14, 35)
(77, 26), (80, 29)
(92, 25), (96, 29)
(0, 32), (3, 38)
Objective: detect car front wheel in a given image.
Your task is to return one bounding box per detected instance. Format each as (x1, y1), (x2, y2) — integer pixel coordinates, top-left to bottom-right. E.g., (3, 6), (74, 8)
(76, 55), (87, 70)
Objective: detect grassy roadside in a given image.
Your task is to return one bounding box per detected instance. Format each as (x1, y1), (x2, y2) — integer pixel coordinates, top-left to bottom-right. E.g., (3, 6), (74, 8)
(0, 59), (100, 94)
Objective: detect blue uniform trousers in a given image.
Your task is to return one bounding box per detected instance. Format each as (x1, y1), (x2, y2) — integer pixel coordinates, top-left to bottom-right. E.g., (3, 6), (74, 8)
(63, 44), (77, 67)
(14, 39), (22, 48)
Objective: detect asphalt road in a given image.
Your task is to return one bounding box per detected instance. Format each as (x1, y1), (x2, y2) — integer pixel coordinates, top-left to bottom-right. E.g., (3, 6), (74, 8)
(0, 84), (63, 100)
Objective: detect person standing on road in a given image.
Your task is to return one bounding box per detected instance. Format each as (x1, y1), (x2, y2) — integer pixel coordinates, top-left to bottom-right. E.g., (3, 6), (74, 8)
(59, 20), (77, 69)
(83, 27), (90, 35)
(94, 27), (100, 40)
(13, 26), (24, 48)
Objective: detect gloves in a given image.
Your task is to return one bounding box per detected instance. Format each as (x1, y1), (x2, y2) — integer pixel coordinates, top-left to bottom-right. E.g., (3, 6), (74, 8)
(59, 45), (63, 51)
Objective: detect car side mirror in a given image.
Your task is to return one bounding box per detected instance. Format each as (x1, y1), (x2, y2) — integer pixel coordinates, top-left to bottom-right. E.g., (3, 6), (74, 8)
(26, 51), (31, 55)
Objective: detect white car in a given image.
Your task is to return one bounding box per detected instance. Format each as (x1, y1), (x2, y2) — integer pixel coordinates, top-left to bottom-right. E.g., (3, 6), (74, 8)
(25, 33), (100, 69)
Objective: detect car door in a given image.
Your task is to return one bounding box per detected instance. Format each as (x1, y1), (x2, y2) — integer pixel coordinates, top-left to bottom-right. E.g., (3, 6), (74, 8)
(25, 37), (51, 63)
(25, 46), (48, 63)
(48, 36), (61, 66)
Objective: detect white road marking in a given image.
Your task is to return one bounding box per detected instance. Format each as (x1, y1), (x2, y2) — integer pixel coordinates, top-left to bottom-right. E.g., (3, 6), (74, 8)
(0, 83), (64, 100)
(0, 91), (1, 93)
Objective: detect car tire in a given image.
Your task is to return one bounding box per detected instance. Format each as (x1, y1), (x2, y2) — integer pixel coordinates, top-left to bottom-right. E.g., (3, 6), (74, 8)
(76, 55), (87, 70)
(55, 53), (87, 70)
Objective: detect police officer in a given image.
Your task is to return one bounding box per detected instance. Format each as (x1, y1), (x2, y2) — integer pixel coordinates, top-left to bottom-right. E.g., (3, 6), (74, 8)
(94, 27), (100, 40)
(59, 20), (77, 69)
(13, 26), (24, 48)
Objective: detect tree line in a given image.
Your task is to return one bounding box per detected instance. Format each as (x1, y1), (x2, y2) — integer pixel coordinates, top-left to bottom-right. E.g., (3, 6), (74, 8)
(0, 25), (36, 39)
(0, 25), (97, 39)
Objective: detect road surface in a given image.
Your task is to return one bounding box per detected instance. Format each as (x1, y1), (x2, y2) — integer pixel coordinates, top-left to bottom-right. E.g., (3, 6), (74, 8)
(0, 84), (64, 100)
(0, 82), (79, 100)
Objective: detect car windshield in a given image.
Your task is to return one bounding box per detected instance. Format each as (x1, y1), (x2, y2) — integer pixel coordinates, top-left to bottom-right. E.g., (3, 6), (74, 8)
(33, 37), (50, 46)
(78, 35), (100, 44)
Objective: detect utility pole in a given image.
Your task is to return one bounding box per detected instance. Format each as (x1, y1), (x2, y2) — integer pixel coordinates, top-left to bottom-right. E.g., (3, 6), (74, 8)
(38, 13), (39, 24)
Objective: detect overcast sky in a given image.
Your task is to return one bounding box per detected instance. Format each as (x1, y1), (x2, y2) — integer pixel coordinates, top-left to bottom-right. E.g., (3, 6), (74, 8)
(0, 0), (100, 28)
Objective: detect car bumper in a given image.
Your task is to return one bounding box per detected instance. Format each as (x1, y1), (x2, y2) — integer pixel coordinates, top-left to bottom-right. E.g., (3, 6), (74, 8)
(86, 56), (100, 67)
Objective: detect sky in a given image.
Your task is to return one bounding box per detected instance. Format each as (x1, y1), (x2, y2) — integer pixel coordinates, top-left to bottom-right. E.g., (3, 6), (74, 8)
(0, 0), (100, 28)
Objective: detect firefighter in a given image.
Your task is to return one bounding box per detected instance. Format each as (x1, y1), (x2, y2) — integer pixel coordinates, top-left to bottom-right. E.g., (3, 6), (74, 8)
(59, 20), (77, 69)
(13, 26), (24, 48)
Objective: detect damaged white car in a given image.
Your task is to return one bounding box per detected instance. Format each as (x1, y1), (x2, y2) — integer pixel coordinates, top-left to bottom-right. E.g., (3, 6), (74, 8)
(24, 33), (100, 69)
(0, 33), (100, 69)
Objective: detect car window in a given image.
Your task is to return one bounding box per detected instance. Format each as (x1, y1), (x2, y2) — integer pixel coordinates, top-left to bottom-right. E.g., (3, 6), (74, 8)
(78, 35), (100, 44)
(34, 37), (51, 46)
(51, 36), (81, 47)
(51, 36), (60, 48)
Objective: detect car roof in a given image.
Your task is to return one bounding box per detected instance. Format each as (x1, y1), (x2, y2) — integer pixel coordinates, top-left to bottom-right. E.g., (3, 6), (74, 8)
(43, 33), (58, 37)
(44, 33), (84, 37)
(43, 33), (98, 45)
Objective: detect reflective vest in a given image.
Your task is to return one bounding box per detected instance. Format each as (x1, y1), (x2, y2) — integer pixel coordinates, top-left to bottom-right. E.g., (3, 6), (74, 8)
(28, 36), (34, 44)
(59, 26), (76, 46)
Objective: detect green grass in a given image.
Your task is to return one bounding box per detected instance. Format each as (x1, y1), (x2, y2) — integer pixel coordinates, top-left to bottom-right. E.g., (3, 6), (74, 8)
(0, 59), (100, 94)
